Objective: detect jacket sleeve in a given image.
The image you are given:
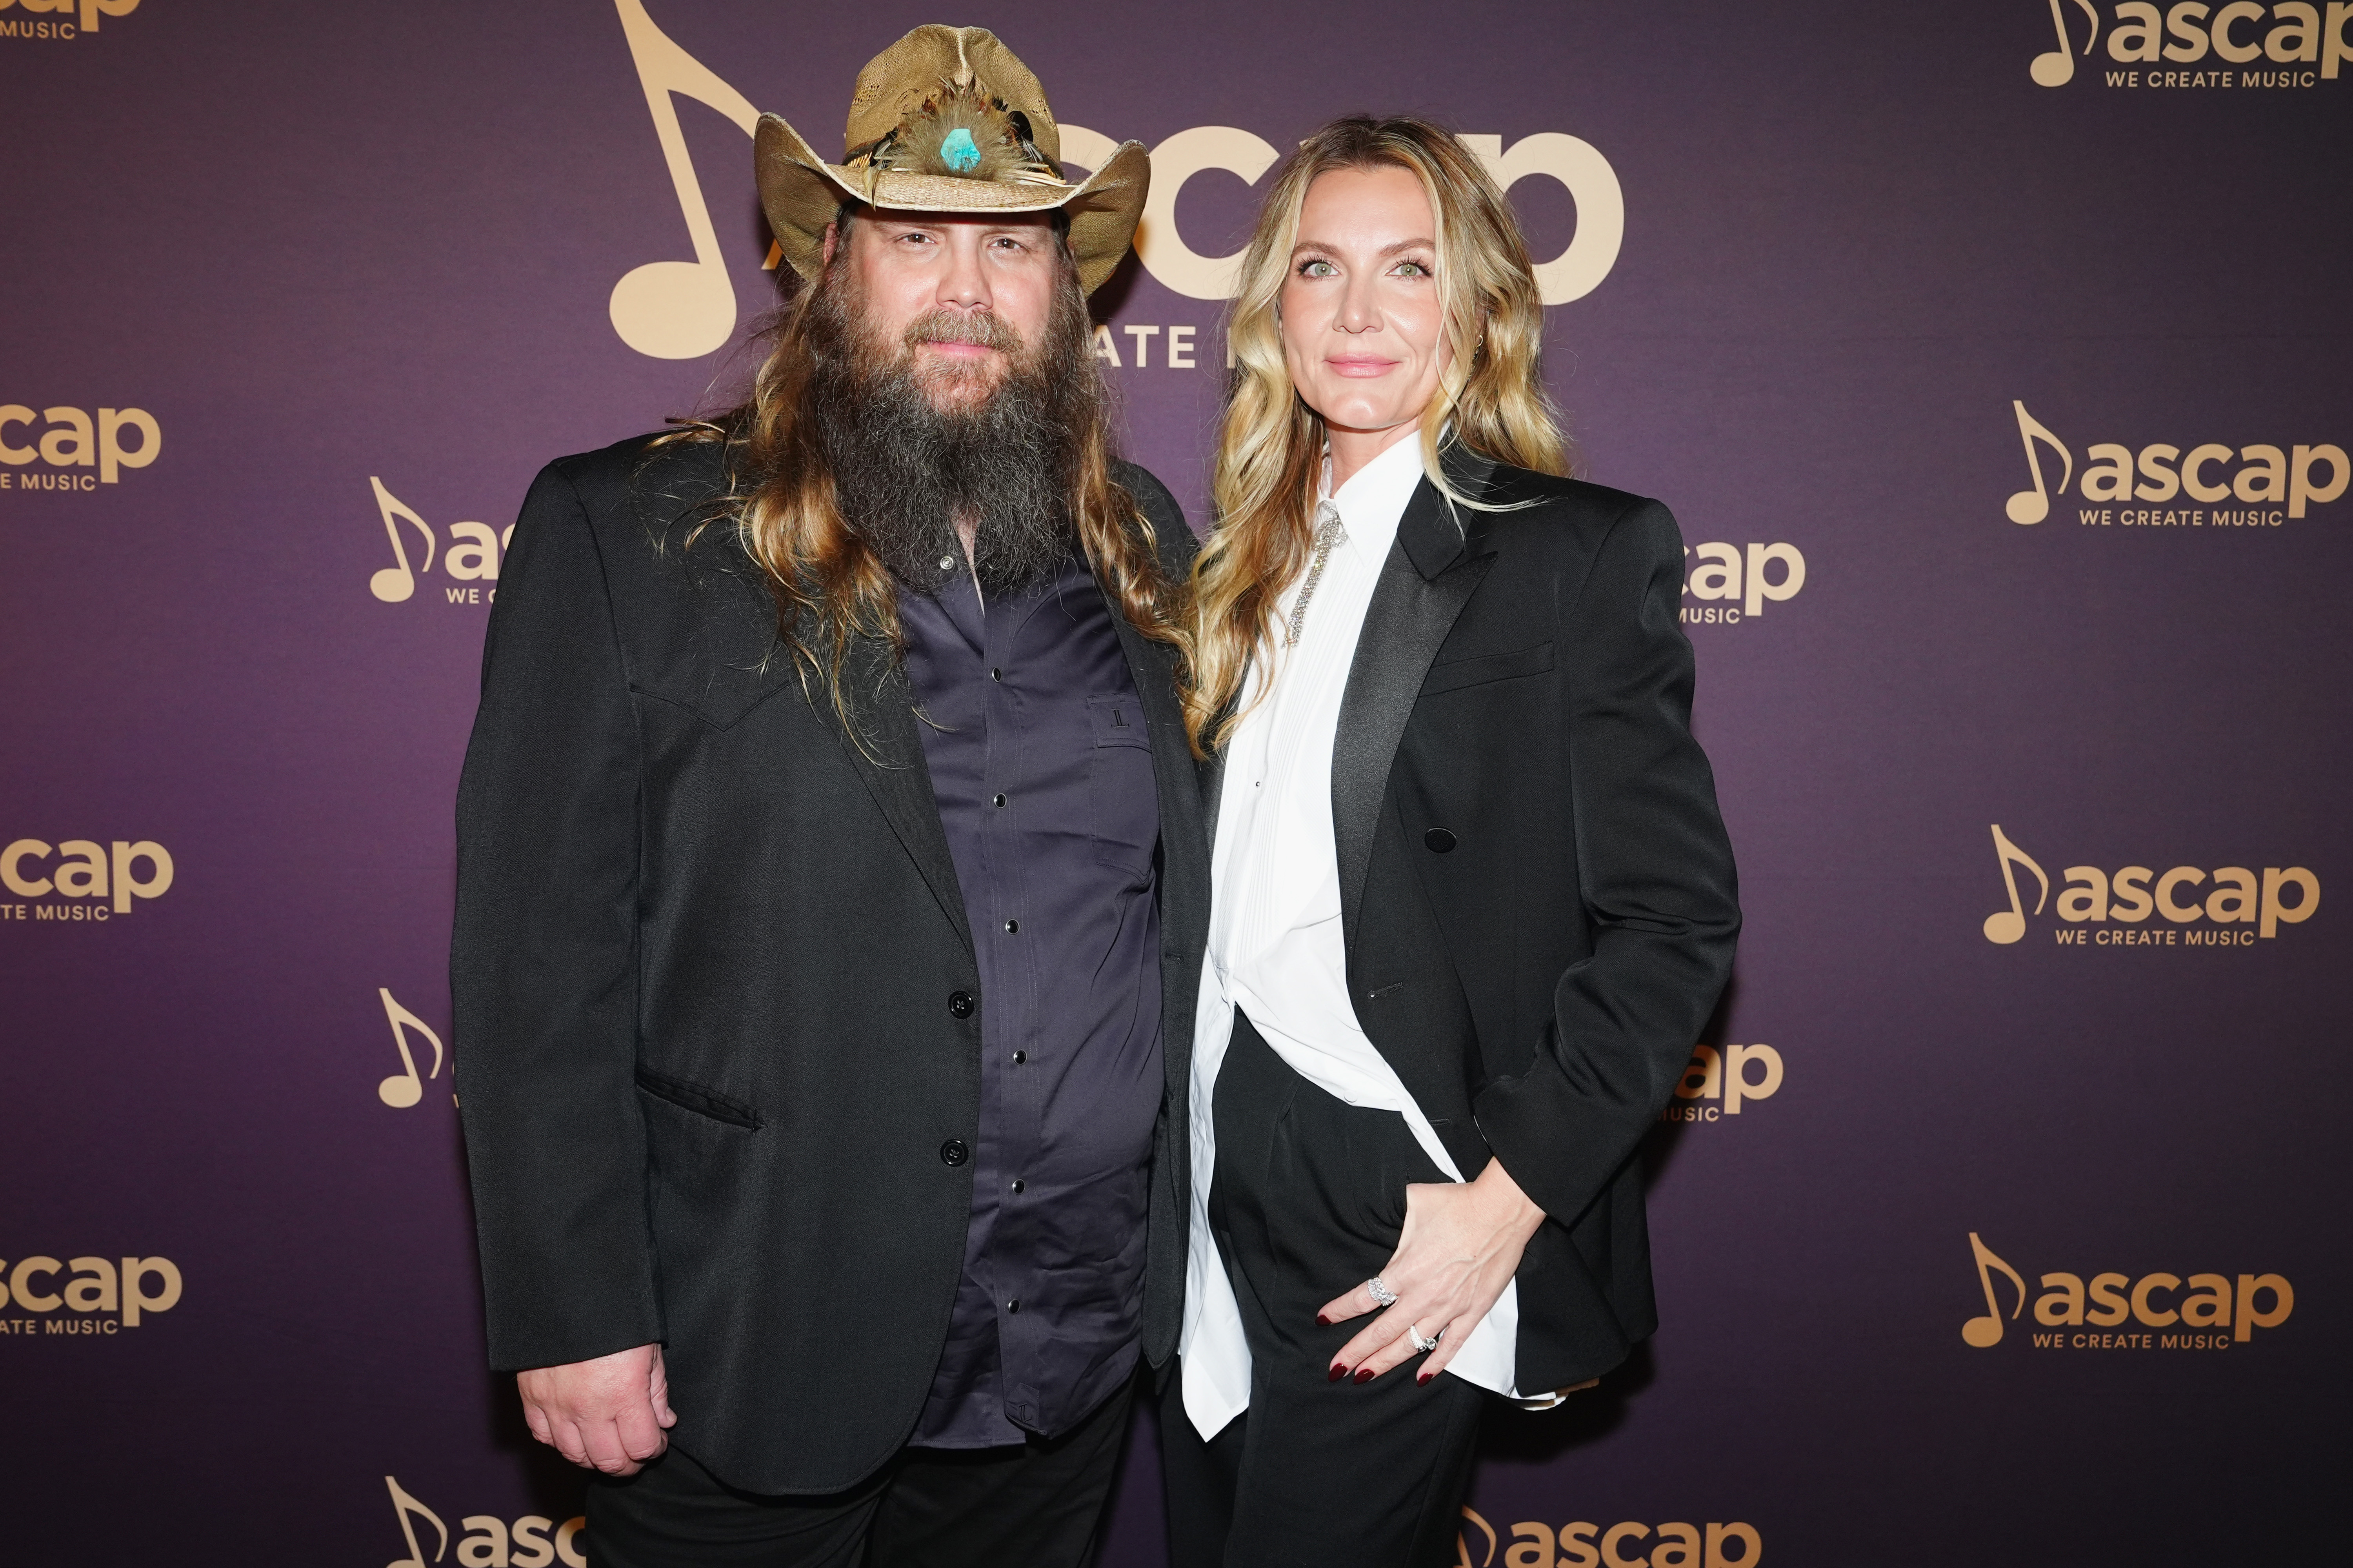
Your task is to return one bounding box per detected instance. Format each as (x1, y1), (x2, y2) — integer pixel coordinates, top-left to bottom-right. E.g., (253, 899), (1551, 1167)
(1472, 497), (1740, 1226)
(450, 460), (662, 1372)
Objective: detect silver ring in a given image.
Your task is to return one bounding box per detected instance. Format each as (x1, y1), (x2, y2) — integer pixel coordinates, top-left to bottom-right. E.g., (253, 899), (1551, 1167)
(1408, 1323), (1441, 1353)
(1366, 1276), (1398, 1308)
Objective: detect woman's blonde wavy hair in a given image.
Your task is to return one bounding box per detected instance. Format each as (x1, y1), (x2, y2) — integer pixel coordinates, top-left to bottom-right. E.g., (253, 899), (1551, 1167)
(1182, 115), (1569, 756)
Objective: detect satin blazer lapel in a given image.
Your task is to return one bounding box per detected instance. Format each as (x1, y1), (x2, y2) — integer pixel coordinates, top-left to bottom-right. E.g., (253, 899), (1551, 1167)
(1333, 459), (1497, 956)
(832, 635), (974, 959)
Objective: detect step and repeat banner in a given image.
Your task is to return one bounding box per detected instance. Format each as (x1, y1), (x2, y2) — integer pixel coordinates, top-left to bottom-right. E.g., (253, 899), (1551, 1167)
(4, 2), (2344, 1563)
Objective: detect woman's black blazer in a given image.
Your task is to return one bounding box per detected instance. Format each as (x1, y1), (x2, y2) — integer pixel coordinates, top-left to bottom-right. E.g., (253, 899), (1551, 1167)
(1202, 449), (1740, 1394)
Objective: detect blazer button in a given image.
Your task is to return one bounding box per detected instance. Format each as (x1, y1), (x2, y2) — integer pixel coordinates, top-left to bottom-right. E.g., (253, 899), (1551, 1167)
(1424, 827), (1458, 853)
(940, 1139), (970, 1167)
(948, 991), (976, 1018)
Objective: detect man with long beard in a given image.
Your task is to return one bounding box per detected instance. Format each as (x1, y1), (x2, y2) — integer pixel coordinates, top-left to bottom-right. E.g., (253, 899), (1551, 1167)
(449, 28), (1204, 1567)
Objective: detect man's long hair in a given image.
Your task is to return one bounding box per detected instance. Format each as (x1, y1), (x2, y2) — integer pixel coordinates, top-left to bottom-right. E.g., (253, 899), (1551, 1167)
(663, 209), (1186, 736)
(1183, 115), (1569, 757)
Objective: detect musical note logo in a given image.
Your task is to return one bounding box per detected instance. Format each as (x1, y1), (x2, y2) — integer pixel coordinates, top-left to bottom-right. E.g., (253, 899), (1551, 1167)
(384, 1475), (449, 1567)
(1454, 1506), (1498, 1568)
(368, 477), (436, 603)
(375, 987), (447, 1109)
(1982, 824), (2049, 945)
(609, 0), (762, 360)
(2029, 0), (2102, 88)
(2004, 400), (2075, 524)
(1962, 1232), (2029, 1347)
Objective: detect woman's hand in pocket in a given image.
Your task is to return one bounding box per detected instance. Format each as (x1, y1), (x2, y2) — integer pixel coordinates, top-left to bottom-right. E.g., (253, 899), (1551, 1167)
(1318, 1158), (1546, 1384)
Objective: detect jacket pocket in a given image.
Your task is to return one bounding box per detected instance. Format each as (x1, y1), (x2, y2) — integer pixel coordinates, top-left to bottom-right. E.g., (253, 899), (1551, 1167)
(635, 1066), (762, 1129)
(1420, 640), (1554, 697)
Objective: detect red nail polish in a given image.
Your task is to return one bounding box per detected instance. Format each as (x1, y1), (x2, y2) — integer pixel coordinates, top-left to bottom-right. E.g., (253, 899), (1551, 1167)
(1329, 1363), (1347, 1383)
(1316, 1314), (1331, 1325)
(1355, 1367), (1375, 1383)
(1417, 1372), (1433, 1386)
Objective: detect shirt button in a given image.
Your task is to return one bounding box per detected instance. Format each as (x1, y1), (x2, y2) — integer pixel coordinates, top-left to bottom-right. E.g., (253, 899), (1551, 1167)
(1010, 1179), (1026, 1194)
(993, 793), (1007, 808)
(948, 991), (975, 1019)
(990, 667), (1003, 681)
(1012, 1050), (1027, 1064)
(1424, 827), (1458, 854)
(1006, 1299), (1022, 1314)
(939, 1139), (969, 1167)
(1003, 919), (1019, 934)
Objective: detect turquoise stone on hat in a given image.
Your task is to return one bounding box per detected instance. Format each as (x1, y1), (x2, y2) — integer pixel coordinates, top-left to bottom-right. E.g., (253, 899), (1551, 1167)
(940, 128), (981, 172)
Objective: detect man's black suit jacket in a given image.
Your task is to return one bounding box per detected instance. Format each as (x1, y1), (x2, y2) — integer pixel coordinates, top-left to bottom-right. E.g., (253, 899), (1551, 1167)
(1201, 452), (1741, 1395)
(450, 434), (1208, 1495)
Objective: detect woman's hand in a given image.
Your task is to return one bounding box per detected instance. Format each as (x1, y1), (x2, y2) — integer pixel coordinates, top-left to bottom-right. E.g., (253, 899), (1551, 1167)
(1319, 1157), (1546, 1384)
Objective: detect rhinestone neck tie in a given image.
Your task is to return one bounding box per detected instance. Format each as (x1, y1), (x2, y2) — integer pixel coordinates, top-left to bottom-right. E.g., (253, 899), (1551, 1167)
(1284, 501), (1347, 648)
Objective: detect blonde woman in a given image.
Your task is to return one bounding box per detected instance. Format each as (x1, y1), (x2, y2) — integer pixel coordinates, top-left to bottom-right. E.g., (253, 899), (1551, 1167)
(1164, 116), (1740, 1566)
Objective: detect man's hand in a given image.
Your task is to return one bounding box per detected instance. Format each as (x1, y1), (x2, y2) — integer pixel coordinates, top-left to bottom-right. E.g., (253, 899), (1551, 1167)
(516, 1342), (677, 1475)
(1318, 1159), (1547, 1385)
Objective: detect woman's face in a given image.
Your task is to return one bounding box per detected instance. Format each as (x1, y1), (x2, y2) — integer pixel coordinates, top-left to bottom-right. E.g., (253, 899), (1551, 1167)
(1279, 165), (1454, 441)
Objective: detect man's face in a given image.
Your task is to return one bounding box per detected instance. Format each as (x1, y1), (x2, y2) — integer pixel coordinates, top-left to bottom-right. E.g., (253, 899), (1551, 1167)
(826, 209), (1064, 408)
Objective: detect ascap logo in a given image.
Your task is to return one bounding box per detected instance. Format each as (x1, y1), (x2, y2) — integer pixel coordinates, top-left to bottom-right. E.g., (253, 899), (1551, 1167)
(1457, 1506), (1762, 1568)
(384, 1476), (586, 1568)
(375, 987), (450, 1109)
(1679, 543), (1805, 627)
(602, 0), (1622, 358)
(0, 403), (160, 489)
(2005, 401), (2346, 527)
(363, 478), (509, 605)
(1981, 823), (2318, 946)
(0, 1255), (180, 1334)
(1962, 1233), (2293, 1350)
(2, 838), (173, 922)
(1662, 1043), (1784, 1123)
(2027, 2), (2351, 88)
(0, 0), (140, 43)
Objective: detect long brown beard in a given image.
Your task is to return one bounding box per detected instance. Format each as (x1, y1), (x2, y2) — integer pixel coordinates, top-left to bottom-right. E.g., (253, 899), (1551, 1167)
(802, 269), (1097, 596)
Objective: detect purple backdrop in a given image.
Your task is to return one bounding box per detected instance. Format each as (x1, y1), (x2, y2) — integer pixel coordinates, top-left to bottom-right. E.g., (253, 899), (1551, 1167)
(4, 2), (2346, 1563)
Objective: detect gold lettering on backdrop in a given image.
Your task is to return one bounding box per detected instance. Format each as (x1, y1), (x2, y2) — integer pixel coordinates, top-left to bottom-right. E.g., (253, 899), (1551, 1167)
(384, 1476), (449, 1568)
(1457, 134), (1626, 305)
(2031, 0), (2102, 87)
(1962, 1232), (2029, 1347)
(1133, 127), (1282, 301)
(367, 477), (435, 603)
(608, 0), (762, 359)
(375, 988), (447, 1110)
(1982, 824), (2050, 944)
(2005, 400), (2075, 523)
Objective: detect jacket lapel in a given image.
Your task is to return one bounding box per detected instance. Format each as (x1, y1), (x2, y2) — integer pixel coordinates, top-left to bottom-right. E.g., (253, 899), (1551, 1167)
(831, 635), (974, 959)
(1200, 743), (1227, 853)
(1333, 454), (1497, 956)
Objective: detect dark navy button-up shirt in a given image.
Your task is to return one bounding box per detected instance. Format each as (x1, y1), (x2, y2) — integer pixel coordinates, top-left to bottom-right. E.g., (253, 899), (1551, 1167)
(898, 554), (1164, 1448)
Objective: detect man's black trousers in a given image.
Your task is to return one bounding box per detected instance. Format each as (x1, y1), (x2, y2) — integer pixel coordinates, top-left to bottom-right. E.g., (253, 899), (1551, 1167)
(585, 1375), (1134, 1568)
(1159, 1014), (1487, 1568)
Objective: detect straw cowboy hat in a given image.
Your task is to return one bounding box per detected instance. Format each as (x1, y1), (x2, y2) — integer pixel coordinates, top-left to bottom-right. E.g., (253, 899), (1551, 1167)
(755, 25), (1149, 296)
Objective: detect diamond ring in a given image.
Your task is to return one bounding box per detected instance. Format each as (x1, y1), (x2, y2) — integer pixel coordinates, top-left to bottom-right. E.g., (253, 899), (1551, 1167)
(1366, 1276), (1398, 1308)
(1408, 1323), (1442, 1353)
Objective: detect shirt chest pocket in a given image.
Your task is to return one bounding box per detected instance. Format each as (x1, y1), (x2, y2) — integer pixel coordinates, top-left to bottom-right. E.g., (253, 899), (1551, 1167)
(1086, 693), (1159, 881)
